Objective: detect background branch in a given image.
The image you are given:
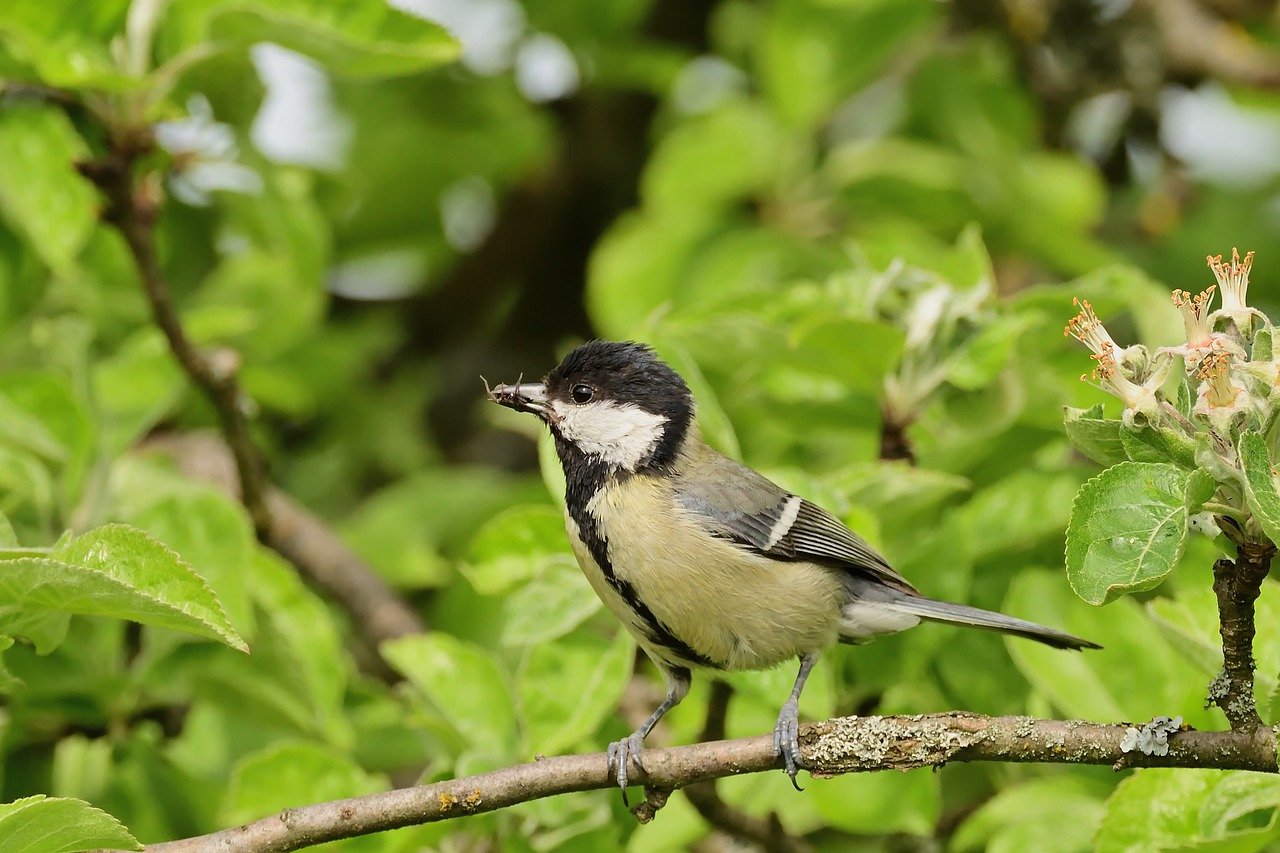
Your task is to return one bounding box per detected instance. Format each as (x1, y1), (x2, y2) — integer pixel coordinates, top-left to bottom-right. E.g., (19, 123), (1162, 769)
(82, 144), (273, 537)
(141, 432), (426, 647)
(143, 713), (1278, 853)
(82, 140), (426, 662)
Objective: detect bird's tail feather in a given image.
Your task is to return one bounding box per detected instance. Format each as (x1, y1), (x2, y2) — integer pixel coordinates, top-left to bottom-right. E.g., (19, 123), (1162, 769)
(884, 596), (1101, 651)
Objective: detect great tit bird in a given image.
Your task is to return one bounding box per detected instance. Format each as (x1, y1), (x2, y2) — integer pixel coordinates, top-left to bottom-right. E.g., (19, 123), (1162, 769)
(489, 340), (1099, 794)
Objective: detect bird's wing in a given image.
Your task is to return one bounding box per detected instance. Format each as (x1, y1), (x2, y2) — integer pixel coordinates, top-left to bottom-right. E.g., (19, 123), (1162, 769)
(673, 452), (917, 594)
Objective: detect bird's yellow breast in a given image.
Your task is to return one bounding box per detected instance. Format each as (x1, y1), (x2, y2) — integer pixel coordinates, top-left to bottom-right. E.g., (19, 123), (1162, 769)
(566, 474), (845, 671)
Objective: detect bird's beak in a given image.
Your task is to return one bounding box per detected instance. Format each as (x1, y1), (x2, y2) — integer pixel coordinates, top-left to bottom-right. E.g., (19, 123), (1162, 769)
(488, 381), (553, 419)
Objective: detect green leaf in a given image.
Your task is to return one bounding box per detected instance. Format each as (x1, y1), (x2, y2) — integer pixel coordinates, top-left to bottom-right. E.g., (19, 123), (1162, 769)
(189, 250), (325, 360)
(92, 329), (183, 456)
(1255, 328), (1273, 363)
(1063, 405), (1127, 466)
(462, 505), (571, 596)
(827, 461), (970, 521)
(0, 636), (22, 693)
(1121, 424), (1197, 469)
(952, 777), (1110, 853)
(0, 0), (134, 90)
(761, 0), (939, 129)
(207, 1), (459, 79)
(0, 795), (140, 852)
(785, 317), (906, 396)
(342, 469), (543, 591)
(957, 469), (1083, 561)
(0, 606), (69, 655)
(128, 488), (255, 639)
(0, 390), (66, 462)
(244, 550), (350, 738)
(0, 524), (248, 651)
(725, 654), (836, 720)
(1096, 770), (1280, 851)
(1176, 375), (1194, 419)
(1006, 570), (1217, 725)
(587, 208), (719, 339)
(0, 105), (98, 273)
(1149, 581), (1280, 712)
(641, 103), (785, 212)
(1065, 462), (1194, 605)
(0, 510), (15, 547)
(0, 445), (57, 531)
(945, 314), (1033, 390)
(500, 557), (601, 647)
(223, 742), (384, 825)
(381, 634), (517, 755)
(51, 735), (112, 803)
(659, 341), (741, 459)
(1240, 430), (1280, 545)
(518, 628), (633, 755)
(808, 770), (940, 836)
(538, 430), (567, 507)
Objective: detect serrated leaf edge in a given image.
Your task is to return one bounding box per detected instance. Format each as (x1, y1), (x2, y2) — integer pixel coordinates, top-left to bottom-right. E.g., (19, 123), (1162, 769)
(0, 794), (142, 851)
(4, 551), (247, 652)
(56, 523), (245, 648)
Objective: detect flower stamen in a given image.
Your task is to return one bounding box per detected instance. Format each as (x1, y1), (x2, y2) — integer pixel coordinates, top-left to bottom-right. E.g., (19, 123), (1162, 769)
(1064, 297), (1117, 356)
(1207, 248), (1254, 312)
(1171, 286), (1216, 348)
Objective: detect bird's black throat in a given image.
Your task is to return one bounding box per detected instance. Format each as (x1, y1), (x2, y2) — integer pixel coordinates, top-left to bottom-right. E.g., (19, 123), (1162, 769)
(554, 433), (715, 669)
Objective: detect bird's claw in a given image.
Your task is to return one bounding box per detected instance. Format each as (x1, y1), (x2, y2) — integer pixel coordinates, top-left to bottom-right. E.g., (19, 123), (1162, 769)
(606, 731), (647, 805)
(773, 698), (804, 791)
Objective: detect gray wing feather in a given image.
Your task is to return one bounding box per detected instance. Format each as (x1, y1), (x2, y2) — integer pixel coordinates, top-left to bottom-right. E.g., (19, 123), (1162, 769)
(674, 453), (916, 593)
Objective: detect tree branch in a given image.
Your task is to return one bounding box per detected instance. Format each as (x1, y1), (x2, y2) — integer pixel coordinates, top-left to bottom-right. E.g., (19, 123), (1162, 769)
(1209, 540), (1275, 729)
(81, 140), (426, 658)
(81, 146), (272, 537)
(143, 713), (1278, 853)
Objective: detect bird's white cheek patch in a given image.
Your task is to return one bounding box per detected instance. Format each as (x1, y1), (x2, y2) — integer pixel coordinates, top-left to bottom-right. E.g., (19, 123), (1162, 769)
(552, 400), (668, 470)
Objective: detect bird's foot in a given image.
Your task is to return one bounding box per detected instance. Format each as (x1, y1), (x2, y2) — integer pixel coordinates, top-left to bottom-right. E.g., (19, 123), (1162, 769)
(772, 698), (804, 791)
(606, 730), (647, 805)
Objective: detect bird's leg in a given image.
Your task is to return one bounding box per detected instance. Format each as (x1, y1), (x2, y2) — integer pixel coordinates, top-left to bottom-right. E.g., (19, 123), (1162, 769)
(773, 652), (818, 791)
(607, 665), (690, 803)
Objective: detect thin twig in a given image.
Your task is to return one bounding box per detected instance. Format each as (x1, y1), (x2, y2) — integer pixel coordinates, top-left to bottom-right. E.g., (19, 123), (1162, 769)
(142, 713), (1279, 853)
(0, 81), (82, 109)
(81, 139), (427, 660)
(82, 147), (272, 537)
(1208, 541), (1275, 729)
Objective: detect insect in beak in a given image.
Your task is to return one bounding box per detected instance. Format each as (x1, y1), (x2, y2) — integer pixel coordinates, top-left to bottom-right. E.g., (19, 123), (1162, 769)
(486, 378), (554, 420)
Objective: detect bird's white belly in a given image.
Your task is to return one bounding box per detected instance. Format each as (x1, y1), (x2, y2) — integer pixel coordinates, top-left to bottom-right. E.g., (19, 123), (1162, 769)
(566, 483), (845, 671)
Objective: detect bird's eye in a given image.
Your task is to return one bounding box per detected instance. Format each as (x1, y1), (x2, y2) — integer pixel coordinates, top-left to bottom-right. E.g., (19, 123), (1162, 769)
(571, 384), (594, 404)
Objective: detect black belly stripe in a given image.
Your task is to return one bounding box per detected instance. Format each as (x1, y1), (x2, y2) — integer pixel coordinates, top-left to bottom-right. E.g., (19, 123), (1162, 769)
(556, 436), (717, 669)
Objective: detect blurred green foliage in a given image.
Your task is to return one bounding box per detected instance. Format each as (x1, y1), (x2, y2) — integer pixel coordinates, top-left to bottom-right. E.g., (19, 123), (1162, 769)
(5, 0), (1280, 850)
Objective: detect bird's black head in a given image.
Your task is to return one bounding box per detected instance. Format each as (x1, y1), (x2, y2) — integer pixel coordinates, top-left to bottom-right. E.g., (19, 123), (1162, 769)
(488, 340), (694, 472)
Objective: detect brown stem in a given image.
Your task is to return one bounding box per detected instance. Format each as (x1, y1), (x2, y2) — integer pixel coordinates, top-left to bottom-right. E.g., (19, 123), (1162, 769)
(1209, 541), (1275, 729)
(142, 713), (1279, 853)
(82, 138), (426, 662)
(879, 413), (915, 464)
(83, 147), (271, 538)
